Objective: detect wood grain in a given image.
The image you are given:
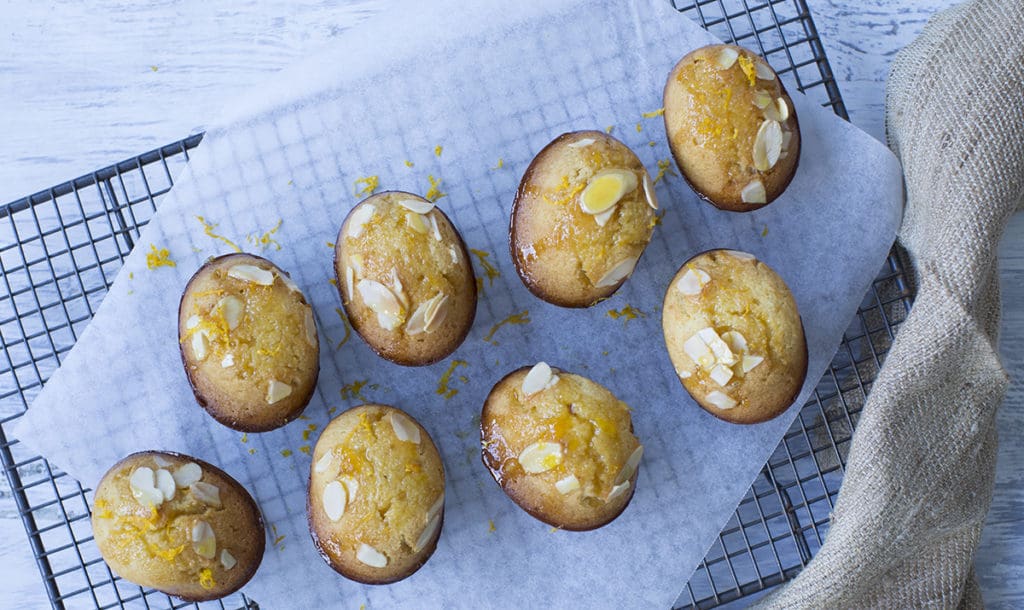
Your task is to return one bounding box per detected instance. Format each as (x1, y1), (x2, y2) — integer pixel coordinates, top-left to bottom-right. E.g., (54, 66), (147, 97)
(0, 0), (1020, 608)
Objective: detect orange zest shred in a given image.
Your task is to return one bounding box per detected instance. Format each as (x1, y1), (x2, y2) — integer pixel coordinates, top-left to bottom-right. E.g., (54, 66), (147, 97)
(404, 160), (414, 168)
(654, 159), (678, 184)
(641, 107), (665, 118)
(198, 568), (216, 590)
(491, 158), (504, 170)
(195, 216), (242, 252)
(469, 249), (500, 286)
(434, 145), (443, 157)
(425, 174), (447, 202)
(436, 360), (468, 399)
(145, 245), (176, 270)
(246, 219), (283, 251)
(488, 519), (496, 533)
(280, 449), (293, 457)
(737, 54), (757, 86)
(354, 175), (380, 197)
(341, 379), (369, 402)
(607, 305), (647, 323)
(334, 307), (352, 349)
(483, 310), (530, 345)
(605, 125), (614, 134)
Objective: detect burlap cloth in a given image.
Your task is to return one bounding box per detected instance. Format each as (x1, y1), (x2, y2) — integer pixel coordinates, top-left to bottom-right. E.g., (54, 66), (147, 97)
(753, 0), (1024, 607)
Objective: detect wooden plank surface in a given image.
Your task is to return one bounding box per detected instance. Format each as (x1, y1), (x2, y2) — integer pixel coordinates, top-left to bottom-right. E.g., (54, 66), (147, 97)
(1, 0), (1020, 608)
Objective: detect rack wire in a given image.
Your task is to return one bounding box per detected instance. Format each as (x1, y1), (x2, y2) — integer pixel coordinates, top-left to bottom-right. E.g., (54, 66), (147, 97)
(0, 0), (912, 608)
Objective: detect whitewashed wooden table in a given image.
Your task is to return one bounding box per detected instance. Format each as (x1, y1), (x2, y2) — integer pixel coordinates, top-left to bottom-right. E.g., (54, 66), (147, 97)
(1, 0), (1020, 607)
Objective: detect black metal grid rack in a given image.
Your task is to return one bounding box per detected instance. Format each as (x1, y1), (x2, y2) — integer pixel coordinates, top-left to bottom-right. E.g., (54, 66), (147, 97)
(0, 0), (912, 608)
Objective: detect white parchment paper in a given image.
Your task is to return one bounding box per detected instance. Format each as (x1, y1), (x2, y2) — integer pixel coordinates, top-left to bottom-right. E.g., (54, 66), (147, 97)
(14, 0), (903, 607)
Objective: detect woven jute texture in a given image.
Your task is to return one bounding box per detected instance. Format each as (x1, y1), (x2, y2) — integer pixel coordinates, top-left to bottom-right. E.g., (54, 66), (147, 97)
(753, 0), (1024, 607)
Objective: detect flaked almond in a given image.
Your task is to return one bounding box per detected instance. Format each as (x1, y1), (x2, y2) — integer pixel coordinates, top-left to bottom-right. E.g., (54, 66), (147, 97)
(128, 467), (164, 508)
(429, 214), (442, 241)
(448, 245), (459, 264)
(356, 543), (388, 568)
(190, 481), (222, 508)
(304, 308), (317, 347)
(709, 363), (734, 386)
(781, 130), (793, 153)
(345, 265), (355, 302)
(522, 362), (554, 396)
(683, 333), (715, 368)
(642, 172), (658, 210)
(716, 46), (739, 70)
(390, 412), (421, 444)
(347, 204), (375, 239)
(266, 379), (292, 405)
(322, 480), (346, 522)
(220, 549), (237, 570)
(721, 331), (748, 354)
(227, 264), (274, 286)
(357, 279), (403, 331)
(172, 462), (202, 488)
(518, 441), (563, 474)
(348, 253), (364, 276)
(753, 90), (772, 109)
(678, 369), (693, 380)
(423, 293), (449, 333)
(567, 137), (596, 148)
(427, 494), (445, 524)
(706, 390), (738, 410)
(278, 273), (300, 294)
(397, 198), (434, 215)
(614, 445), (644, 486)
(753, 119), (783, 172)
(580, 169), (638, 215)
(742, 354), (765, 373)
(555, 474), (580, 494)
(191, 520), (217, 559)
(697, 327), (737, 365)
(607, 480), (631, 503)
(191, 330), (209, 361)
(407, 293), (450, 336)
(741, 179), (767, 204)
(726, 250), (757, 261)
(388, 268), (409, 311)
(594, 207), (616, 227)
(185, 315), (201, 330)
(217, 295), (244, 331)
(155, 468), (176, 502)
(677, 267), (711, 296)
(152, 455), (173, 468)
(755, 61), (776, 81)
(340, 476), (359, 503)
(413, 512), (442, 552)
(314, 450), (334, 474)
(221, 353), (235, 368)
(406, 211), (429, 234)
(595, 254), (640, 288)
(776, 98), (789, 121)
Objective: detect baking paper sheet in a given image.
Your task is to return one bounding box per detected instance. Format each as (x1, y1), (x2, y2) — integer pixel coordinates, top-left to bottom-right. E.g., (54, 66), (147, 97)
(14, 0), (903, 607)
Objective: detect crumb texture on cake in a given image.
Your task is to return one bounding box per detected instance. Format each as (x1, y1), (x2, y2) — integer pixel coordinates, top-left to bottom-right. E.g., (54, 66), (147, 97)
(91, 451), (264, 601)
(662, 249), (807, 423)
(335, 191), (475, 365)
(511, 130), (657, 307)
(178, 253), (318, 431)
(481, 364), (642, 530)
(663, 44), (800, 210)
(309, 405), (445, 584)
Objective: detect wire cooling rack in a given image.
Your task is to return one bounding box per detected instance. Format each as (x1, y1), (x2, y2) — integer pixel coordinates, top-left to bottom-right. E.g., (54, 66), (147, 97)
(0, 0), (913, 608)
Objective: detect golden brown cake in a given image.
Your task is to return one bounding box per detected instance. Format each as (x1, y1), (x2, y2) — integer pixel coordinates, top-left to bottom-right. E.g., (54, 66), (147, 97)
(334, 191), (476, 366)
(480, 363), (643, 530)
(664, 44), (800, 211)
(510, 130), (658, 307)
(308, 405), (445, 584)
(178, 253), (319, 432)
(91, 451), (264, 602)
(662, 249), (808, 423)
